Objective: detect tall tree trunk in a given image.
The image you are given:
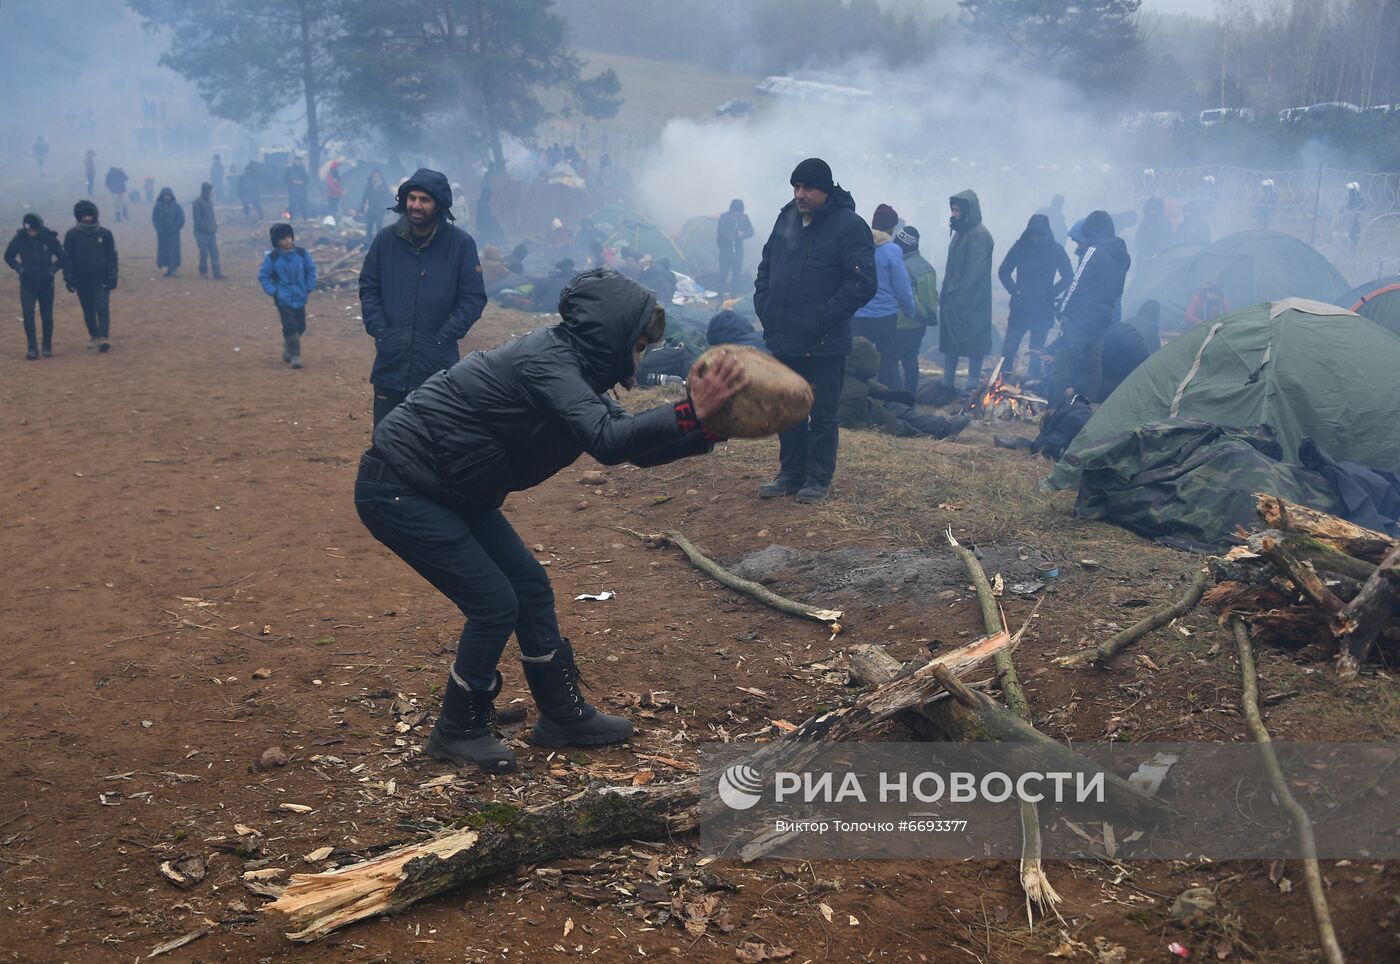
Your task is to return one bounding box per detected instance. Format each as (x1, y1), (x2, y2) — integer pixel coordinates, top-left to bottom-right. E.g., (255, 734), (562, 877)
(471, 0), (507, 170)
(298, 0), (322, 192)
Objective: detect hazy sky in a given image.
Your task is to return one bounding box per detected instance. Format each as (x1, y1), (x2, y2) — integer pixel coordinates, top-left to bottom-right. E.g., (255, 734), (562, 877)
(922, 0), (1218, 17)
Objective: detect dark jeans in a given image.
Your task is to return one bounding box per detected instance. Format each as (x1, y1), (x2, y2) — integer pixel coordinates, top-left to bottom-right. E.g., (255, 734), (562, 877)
(75, 281), (110, 339)
(20, 277), (55, 350)
(1001, 321), (1051, 377)
(354, 453), (563, 692)
(942, 353), (983, 392)
(1050, 329), (1103, 401)
(242, 197), (264, 221)
(288, 187), (308, 221)
(717, 245), (743, 294)
(775, 353), (844, 488)
(195, 231), (220, 276)
(893, 324), (925, 394)
(366, 210), (385, 240)
(373, 387), (407, 426)
(277, 303), (306, 337)
(852, 314), (900, 389)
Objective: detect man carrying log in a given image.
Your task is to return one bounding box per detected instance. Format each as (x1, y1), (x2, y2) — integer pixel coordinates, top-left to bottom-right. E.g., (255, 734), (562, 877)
(357, 268), (749, 774)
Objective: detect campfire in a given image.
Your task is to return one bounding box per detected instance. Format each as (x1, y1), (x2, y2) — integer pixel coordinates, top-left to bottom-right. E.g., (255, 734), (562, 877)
(962, 359), (1046, 419)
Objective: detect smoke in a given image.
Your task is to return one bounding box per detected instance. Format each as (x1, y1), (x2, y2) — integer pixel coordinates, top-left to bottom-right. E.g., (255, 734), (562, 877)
(636, 45), (1134, 251)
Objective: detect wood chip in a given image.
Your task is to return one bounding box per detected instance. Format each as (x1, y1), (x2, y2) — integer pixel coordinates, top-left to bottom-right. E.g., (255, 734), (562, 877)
(633, 753), (696, 773)
(304, 846), (334, 863)
(148, 928), (210, 958)
(277, 803), (314, 814)
(735, 686), (768, 698)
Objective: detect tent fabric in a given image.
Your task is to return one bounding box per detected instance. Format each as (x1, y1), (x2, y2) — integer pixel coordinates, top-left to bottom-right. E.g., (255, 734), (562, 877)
(604, 218), (689, 273)
(587, 203), (649, 238)
(675, 214), (722, 277)
(1124, 241), (1205, 315)
(1122, 231), (1350, 333)
(1336, 275), (1400, 339)
(1046, 299), (1400, 490)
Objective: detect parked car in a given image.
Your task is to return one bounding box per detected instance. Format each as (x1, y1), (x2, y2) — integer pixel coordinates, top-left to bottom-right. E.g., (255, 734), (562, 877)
(714, 99), (754, 117)
(1199, 107), (1256, 126)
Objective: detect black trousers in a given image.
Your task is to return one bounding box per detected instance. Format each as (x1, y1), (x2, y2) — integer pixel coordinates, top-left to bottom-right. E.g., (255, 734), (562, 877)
(277, 303), (306, 337)
(893, 324), (925, 394)
(20, 277), (55, 350)
(355, 453), (563, 693)
(717, 245), (743, 294)
(74, 281), (111, 339)
(1002, 321), (1051, 377)
(774, 353), (844, 488)
(373, 387), (407, 426)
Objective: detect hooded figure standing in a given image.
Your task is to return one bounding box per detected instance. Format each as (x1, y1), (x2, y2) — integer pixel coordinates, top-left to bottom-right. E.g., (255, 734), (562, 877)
(1052, 209), (1130, 400)
(715, 199), (754, 297)
(753, 157), (877, 504)
(1134, 197), (1174, 268)
(359, 168), (393, 240)
(852, 203), (917, 391)
(151, 188), (184, 277)
(4, 213), (66, 359)
(939, 190), (994, 396)
(192, 181), (223, 279)
(997, 213), (1072, 377)
(892, 226), (938, 394)
(359, 168), (489, 425)
(358, 268), (749, 772)
(63, 200), (118, 352)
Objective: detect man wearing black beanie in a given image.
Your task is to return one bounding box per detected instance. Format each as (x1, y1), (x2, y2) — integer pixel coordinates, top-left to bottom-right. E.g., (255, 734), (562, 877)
(753, 157), (876, 504)
(5, 213), (65, 359)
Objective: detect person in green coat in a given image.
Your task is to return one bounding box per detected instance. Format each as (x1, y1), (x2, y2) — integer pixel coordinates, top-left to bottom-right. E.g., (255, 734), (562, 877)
(938, 190), (994, 399)
(892, 226), (938, 394)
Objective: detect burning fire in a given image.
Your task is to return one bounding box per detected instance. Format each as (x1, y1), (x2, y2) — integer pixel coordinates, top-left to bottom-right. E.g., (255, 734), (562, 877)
(967, 371), (1046, 419)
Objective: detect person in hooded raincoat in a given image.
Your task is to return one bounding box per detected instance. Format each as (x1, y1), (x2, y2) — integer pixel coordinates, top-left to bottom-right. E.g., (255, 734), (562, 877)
(151, 187), (184, 277)
(997, 213), (1071, 377)
(359, 267), (748, 773)
(1052, 209), (1131, 400)
(939, 190), (994, 396)
(1134, 197), (1174, 268)
(359, 168), (489, 425)
(191, 181), (223, 279)
(716, 199), (754, 297)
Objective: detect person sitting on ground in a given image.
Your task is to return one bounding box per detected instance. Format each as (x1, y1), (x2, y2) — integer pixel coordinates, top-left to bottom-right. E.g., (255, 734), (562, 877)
(1095, 318), (1151, 401)
(357, 268), (749, 773)
(638, 255), (677, 308)
(1126, 299), (1162, 353)
(531, 258), (578, 310)
(706, 308), (768, 353)
(839, 337), (971, 439)
(1184, 281), (1230, 329)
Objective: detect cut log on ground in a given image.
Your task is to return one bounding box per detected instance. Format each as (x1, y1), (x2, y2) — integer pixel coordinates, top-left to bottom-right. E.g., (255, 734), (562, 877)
(1335, 543), (1400, 679)
(1256, 493), (1395, 563)
(266, 631), (1010, 942)
(1057, 567), (1210, 669)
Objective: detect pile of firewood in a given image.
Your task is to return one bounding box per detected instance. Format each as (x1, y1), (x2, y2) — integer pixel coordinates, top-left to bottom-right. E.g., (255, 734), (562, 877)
(310, 246), (365, 288)
(1207, 494), (1400, 678)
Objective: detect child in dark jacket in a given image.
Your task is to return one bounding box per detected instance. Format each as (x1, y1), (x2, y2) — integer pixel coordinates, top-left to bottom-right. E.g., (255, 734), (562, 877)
(258, 223), (318, 369)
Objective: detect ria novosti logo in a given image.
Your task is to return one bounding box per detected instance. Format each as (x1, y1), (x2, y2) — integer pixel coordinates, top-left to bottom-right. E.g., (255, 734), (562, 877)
(716, 763), (764, 810)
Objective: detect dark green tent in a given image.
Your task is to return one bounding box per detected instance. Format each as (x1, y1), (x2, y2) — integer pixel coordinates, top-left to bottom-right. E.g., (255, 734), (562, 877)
(1336, 275), (1400, 339)
(1122, 231), (1350, 333)
(1124, 242), (1205, 316)
(675, 215), (721, 276)
(1046, 298), (1400, 491)
(603, 217), (689, 273)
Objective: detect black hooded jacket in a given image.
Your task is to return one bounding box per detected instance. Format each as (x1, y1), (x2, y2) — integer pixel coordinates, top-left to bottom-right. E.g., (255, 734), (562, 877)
(997, 213), (1072, 329)
(4, 224), (65, 283)
(1059, 211), (1130, 338)
(63, 201), (118, 288)
(754, 185), (877, 356)
(370, 269), (713, 511)
(359, 168), (488, 392)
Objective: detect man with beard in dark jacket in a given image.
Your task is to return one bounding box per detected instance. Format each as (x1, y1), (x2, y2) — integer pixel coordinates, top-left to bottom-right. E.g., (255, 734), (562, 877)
(63, 201), (118, 353)
(5, 214), (65, 359)
(359, 268), (748, 772)
(192, 181), (224, 279)
(359, 169), (488, 425)
(753, 157), (876, 504)
(997, 213), (1072, 377)
(1052, 210), (1130, 400)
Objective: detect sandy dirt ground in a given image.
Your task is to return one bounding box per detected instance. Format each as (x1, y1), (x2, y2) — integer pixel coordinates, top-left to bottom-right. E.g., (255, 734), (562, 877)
(0, 209), (1396, 963)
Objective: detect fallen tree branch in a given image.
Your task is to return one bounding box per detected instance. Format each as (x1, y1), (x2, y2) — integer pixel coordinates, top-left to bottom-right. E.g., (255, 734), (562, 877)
(267, 631), (1010, 941)
(1256, 493), (1395, 563)
(663, 530), (843, 630)
(1231, 618), (1345, 964)
(944, 526), (1057, 920)
(1056, 567), (1210, 669)
(1256, 535), (1346, 614)
(1334, 543), (1400, 679)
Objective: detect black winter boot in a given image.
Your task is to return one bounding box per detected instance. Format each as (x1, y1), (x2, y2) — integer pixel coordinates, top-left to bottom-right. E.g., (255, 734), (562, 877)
(522, 642), (633, 747)
(425, 670), (517, 773)
(287, 334), (303, 369)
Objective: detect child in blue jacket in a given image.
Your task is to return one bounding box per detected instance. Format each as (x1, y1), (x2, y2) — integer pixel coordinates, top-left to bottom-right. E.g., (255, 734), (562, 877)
(258, 223), (318, 369)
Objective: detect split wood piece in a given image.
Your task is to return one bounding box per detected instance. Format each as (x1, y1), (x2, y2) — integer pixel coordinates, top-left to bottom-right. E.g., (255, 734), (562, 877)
(1245, 529), (1377, 584)
(1255, 535), (1346, 614)
(847, 645), (1163, 823)
(1231, 618), (1345, 964)
(944, 527), (1055, 916)
(1056, 567), (1210, 669)
(664, 530), (843, 629)
(1256, 493), (1395, 563)
(1335, 543), (1400, 679)
(267, 632), (1009, 942)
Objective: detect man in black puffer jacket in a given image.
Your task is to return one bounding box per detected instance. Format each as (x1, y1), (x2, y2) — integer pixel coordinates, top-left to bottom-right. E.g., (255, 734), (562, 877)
(359, 268), (748, 774)
(359, 168), (488, 425)
(4, 213), (65, 359)
(62, 200), (118, 353)
(1052, 209), (1130, 401)
(753, 157), (876, 504)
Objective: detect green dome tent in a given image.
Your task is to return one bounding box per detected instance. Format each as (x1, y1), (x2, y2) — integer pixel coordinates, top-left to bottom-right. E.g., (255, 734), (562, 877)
(587, 203), (649, 237)
(1046, 298), (1400, 490)
(675, 214), (722, 276)
(1124, 231), (1350, 333)
(1124, 242), (1205, 316)
(1336, 275), (1400, 339)
(603, 217), (689, 273)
